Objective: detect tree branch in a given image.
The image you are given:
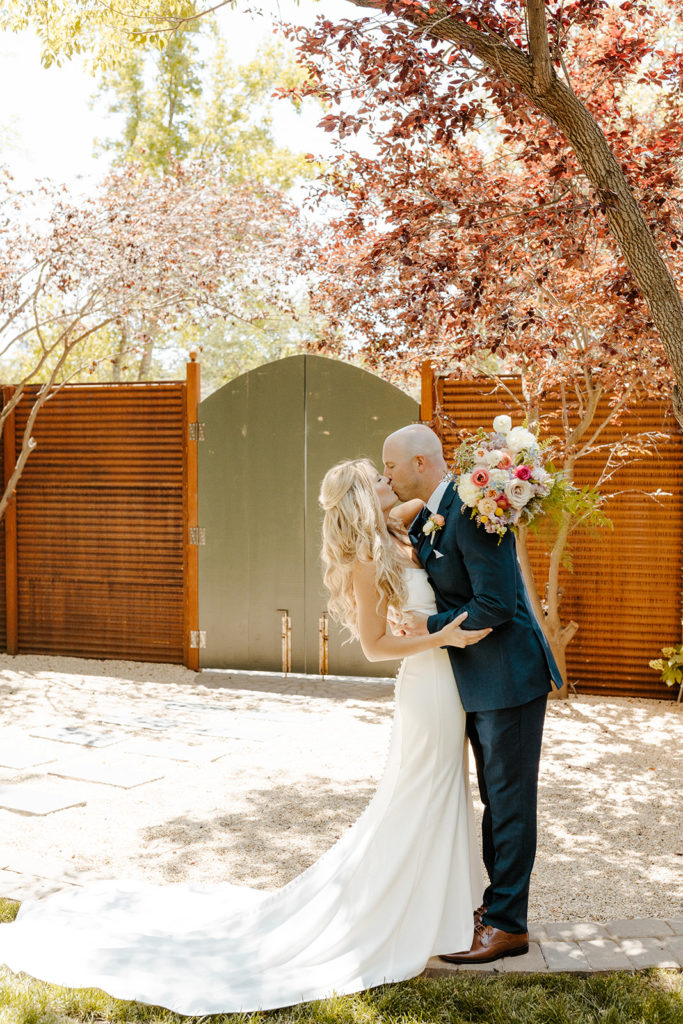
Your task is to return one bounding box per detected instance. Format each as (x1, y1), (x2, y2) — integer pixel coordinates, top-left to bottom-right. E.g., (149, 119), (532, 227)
(526, 0), (555, 94)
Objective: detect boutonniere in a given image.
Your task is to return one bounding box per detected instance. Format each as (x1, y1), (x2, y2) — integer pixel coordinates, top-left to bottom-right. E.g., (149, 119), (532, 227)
(422, 512), (445, 545)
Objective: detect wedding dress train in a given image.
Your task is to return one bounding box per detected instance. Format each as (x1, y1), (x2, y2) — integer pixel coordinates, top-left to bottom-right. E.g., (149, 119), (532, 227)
(0, 568), (481, 1014)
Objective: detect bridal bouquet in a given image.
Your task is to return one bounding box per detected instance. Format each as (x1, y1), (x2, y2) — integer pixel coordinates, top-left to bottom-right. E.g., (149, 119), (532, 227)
(454, 415), (556, 538)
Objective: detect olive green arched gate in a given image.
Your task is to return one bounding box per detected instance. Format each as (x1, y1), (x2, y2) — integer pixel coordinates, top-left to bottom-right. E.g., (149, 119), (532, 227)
(197, 355), (418, 676)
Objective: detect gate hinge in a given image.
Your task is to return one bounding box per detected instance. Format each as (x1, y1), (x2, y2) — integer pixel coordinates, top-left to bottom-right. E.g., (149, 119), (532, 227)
(190, 630), (206, 649)
(190, 527), (206, 545)
(189, 422), (206, 441)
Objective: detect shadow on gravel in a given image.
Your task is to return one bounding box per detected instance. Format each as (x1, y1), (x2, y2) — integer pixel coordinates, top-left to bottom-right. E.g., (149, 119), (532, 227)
(137, 778), (378, 888)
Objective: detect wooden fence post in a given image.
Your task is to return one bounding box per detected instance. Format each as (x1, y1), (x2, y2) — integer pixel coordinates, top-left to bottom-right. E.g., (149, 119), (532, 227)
(184, 354), (201, 671)
(2, 387), (18, 654)
(420, 360), (434, 423)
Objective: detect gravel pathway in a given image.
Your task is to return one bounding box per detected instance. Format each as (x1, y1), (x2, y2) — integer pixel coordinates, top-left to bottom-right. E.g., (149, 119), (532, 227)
(0, 654), (680, 924)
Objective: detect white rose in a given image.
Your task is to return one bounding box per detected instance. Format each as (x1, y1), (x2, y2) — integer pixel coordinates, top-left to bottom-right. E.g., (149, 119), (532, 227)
(492, 415), (512, 435)
(487, 469), (508, 489)
(457, 476), (480, 508)
(484, 448), (505, 468)
(504, 478), (534, 510)
(506, 426), (538, 454)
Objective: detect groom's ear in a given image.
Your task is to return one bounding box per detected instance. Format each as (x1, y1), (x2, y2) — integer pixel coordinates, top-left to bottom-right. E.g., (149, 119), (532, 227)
(414, 455), (426, 472)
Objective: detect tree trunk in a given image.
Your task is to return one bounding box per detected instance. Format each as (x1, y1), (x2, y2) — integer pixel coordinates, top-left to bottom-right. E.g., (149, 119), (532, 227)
(516, 524), (572, 700)
(111, 323), (128, 383)
(137, 324), (158, 381)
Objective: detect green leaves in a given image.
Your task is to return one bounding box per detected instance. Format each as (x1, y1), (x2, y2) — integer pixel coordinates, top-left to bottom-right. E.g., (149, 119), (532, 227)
(649, 644), (683, 689)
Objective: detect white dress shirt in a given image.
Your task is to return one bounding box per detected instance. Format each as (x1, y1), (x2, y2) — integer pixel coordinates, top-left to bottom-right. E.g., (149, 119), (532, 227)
(426, 477), (451, 513)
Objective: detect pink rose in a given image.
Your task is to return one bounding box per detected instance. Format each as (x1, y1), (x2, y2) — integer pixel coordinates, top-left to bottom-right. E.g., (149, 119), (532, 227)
(432, 513), (445, 527)
(471, 467), (490, 487)
(514, 465), (532, 480)
(497, 452), (513, 470)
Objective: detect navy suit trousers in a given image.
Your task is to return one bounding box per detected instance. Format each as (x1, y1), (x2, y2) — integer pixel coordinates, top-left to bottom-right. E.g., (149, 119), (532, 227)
(466, 693), (547, 934)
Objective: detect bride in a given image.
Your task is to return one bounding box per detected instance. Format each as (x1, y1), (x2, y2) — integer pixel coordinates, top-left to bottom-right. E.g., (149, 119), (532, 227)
(0, 459), (490, 1016)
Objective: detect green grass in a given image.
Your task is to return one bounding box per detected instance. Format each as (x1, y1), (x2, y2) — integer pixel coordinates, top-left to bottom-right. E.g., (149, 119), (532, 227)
(1, 900), (681, 1024)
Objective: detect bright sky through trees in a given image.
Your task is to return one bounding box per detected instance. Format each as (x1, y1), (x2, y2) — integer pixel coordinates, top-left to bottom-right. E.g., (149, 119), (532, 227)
(0, 0), (356, 191)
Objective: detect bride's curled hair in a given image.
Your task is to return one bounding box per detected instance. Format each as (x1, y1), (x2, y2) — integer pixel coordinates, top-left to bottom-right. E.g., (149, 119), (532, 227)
(319, 459), (408, 638)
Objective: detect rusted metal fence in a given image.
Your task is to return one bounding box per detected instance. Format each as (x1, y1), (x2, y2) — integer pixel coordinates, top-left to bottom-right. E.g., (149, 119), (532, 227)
(0, 359), (200, 668)
(422, 364), (683, 700)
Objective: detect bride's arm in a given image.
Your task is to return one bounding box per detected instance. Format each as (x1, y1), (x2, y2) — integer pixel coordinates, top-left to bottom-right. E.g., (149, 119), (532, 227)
(352, 561), (490, 662)
(389, 499), (424, 527)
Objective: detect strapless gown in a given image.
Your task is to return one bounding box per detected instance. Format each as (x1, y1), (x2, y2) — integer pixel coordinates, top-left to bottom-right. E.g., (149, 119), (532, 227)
(0, 567), (481, 1015)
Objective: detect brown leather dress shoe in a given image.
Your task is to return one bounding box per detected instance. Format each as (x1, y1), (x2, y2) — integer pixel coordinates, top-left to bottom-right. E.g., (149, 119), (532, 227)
(473, 904), (488, 926)
(439, 922), (529, 964)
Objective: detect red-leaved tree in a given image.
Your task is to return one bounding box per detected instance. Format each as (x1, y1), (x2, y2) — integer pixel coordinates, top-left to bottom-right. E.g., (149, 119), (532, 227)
(288, 0), (683, 426)
(286, 3), (680, 684)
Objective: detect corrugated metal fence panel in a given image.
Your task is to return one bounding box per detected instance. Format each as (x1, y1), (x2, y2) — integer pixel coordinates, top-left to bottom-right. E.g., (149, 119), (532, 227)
(11, 383), (186, 663)
(435, 376), (682, 700)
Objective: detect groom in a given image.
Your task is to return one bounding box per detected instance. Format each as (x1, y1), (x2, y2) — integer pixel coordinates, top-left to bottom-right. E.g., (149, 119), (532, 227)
(383, 423), (562, 964)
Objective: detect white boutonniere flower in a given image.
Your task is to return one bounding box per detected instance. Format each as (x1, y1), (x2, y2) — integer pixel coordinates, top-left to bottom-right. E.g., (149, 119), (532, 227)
(422, 512), (445, 545)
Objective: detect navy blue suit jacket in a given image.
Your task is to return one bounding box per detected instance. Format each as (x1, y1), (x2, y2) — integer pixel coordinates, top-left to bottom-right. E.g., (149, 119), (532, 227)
(409, 482), (562, 713)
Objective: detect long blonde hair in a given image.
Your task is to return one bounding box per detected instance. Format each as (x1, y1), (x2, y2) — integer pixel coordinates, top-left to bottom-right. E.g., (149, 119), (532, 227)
(319, 459), (408, 638)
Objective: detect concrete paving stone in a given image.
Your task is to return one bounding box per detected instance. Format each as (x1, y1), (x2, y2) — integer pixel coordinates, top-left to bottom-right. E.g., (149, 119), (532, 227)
(666, 918), (683, 935)
(423, 956), (503, 976)
(539, 941), (591, 972)
(121, 738), (227, 763)
(30, 726), (122, 748)
(528, 924), (549, 942)
(47, 761), (164, 789)
(0, 781), (88, 815)
(545, 921), (608, 941)
(0, 740), (58, 770)
(578, 938), (634, 971)
(605, 918), (675, 940)
(501, 942), (549, 973)
(662, 936), (683, 967)
(187, 722), (267, 741)
(0, 870), (73, 902)
(620, 937), (680, 969)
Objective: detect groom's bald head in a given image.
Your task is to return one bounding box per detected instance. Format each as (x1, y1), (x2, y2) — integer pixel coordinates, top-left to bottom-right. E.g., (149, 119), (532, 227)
(383, 424), (448, 503)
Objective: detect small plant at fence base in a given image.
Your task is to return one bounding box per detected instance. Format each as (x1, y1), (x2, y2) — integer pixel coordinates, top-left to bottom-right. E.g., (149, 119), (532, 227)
(649, 644), (683, 702)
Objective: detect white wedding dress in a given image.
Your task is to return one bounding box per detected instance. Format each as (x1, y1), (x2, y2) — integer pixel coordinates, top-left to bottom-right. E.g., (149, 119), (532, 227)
(0, 568), (481, 1015)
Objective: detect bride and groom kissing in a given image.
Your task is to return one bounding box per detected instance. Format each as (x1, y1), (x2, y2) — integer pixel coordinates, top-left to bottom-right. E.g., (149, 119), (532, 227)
(0, 423), (562, 1015)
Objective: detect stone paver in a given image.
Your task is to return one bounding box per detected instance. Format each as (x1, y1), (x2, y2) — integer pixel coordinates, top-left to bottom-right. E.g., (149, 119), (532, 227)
(47, 760), (164, 789)
(664, 937), (683, 966)
(605, 917), (675, 939)
(424, 956), (503, 976)
(528, 924), (549, 942)
(30, 726), (122, 748)
(620, 937), (679, 969)
(0, 781), (89, 816)
(539, 940), (592, 972)
(121, 739), (226, 763)
(0, 869), (76, 902)
(545, 921), (608, 941)
(0, 741), (58, 770)
(579, 938), (633, 971)
(501, 942), (548, 973)
(667, 918), (683, 935)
